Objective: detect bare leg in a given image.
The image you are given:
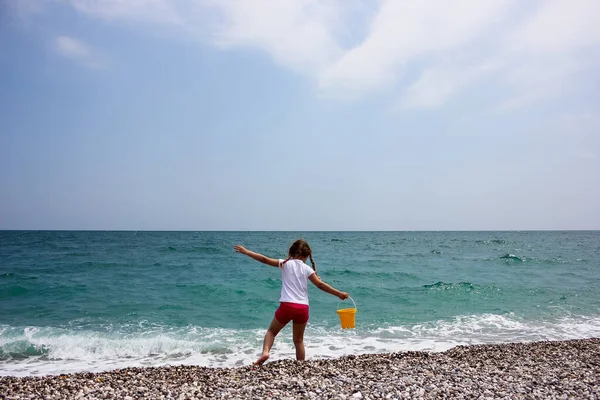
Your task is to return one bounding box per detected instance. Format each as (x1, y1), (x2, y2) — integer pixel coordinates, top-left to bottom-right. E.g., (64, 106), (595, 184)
(254, 317), (286, 365)
(292, 323), (307, 361)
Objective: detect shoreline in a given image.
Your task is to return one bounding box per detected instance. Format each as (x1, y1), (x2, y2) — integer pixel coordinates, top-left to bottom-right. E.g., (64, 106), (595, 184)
(2, 338), (599, 399)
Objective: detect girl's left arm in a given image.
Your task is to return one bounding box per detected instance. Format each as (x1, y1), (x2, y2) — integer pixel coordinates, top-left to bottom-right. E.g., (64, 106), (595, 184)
(233, 245), (280, 267)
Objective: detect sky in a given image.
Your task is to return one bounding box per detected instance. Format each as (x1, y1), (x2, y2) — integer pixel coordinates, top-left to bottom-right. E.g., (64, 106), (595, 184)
(0, 0), (599, 231)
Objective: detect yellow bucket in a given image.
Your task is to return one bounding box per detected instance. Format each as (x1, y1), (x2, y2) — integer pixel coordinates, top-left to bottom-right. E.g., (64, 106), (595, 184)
(336, 297), (357, 329)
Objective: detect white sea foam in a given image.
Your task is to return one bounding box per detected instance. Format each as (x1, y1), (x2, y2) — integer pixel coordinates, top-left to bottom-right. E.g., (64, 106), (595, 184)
(2, 314), (600, 377)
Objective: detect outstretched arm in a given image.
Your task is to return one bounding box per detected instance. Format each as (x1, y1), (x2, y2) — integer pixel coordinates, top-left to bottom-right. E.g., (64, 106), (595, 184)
(308, 273), (349, 300)
(233, 245), (280, 268)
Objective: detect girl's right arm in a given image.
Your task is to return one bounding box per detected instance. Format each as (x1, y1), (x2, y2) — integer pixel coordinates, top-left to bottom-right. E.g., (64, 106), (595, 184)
(233, 245), (280, 268)
(308, 273), (349, 300)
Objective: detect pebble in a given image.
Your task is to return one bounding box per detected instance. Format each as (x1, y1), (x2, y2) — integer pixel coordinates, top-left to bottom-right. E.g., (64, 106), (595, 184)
(1, 338), (599, 399)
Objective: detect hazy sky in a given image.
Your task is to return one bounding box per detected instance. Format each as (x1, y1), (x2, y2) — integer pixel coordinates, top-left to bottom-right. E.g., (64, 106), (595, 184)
(1, 0), (599, 230)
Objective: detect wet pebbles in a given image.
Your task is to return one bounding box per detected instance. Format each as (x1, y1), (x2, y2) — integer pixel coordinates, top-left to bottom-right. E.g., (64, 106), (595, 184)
(2, 338), (599, 399)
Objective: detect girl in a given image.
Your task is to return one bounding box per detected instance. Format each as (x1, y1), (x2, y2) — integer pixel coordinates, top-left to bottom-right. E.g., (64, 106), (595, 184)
(234, 239), (349, 365)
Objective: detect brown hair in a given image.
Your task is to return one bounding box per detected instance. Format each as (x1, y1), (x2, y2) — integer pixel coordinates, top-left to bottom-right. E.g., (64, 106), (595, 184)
(283, 239), (316, 273)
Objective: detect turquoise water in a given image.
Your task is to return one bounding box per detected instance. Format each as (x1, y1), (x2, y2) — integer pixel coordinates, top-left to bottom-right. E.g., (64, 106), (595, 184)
(1, 231), (599, 376)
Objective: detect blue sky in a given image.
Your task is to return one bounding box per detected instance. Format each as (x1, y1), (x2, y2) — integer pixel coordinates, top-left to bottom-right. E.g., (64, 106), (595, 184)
(1, 0), (599, 230)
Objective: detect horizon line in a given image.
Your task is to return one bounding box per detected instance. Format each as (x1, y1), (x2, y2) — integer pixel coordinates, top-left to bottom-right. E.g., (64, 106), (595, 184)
(1, 229), (599, 233)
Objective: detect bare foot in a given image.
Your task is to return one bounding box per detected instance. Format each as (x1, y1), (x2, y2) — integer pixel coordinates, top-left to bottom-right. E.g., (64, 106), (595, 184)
(253, 353), (269, 366)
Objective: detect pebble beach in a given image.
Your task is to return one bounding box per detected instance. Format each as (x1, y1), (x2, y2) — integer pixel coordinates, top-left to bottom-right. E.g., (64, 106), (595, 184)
(2, 338), (599, 399)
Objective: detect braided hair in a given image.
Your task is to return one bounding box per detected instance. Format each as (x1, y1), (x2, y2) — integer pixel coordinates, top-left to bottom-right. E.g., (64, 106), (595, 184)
(284, 239), (316, 273)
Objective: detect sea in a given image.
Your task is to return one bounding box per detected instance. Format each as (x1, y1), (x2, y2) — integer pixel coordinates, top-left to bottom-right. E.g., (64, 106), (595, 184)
(1, 231), (599, 376)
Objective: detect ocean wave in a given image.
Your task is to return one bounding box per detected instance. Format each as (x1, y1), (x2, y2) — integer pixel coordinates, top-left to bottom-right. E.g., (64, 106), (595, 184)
(420, 282), (507, 301)
(423, 281), (475, 291)
(499, 254), (525, 262)
(2, 313), (600, 376)
(472, 254), (584, 265)
(476, 239), (508, 245)
(496, 254), (576, 264)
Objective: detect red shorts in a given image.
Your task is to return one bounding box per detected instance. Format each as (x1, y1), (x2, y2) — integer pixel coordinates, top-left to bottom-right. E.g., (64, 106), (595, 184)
(274, 302), (309, 325)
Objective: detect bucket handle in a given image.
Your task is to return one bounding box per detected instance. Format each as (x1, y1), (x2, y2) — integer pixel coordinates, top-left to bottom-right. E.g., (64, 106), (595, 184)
(337, 296), (357, 311)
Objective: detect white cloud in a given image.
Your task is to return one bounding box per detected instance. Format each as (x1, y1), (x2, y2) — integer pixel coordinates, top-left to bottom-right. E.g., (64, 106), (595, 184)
(56, 36), (88, 57)
(493, 0), (600, 109)
(199, 0), (600, 110)
(319, 0), (513, 98)
(399, 62), (500, 110)
(54, 35), (106, 69)
(400, 68), (463, 109)
(61, 0), (353, 74)
(29, 1), (600, 109)
(208, 0), (343, 75)
(508, 0), (600, 53)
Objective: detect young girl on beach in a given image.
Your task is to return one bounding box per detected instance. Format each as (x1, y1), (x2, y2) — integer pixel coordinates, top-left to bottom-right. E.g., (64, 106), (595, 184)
(234, 239), (349, 365)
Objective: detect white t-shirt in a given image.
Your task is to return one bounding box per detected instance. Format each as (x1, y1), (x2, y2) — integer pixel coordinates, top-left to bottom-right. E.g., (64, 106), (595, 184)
(278, 259), (316, 305)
